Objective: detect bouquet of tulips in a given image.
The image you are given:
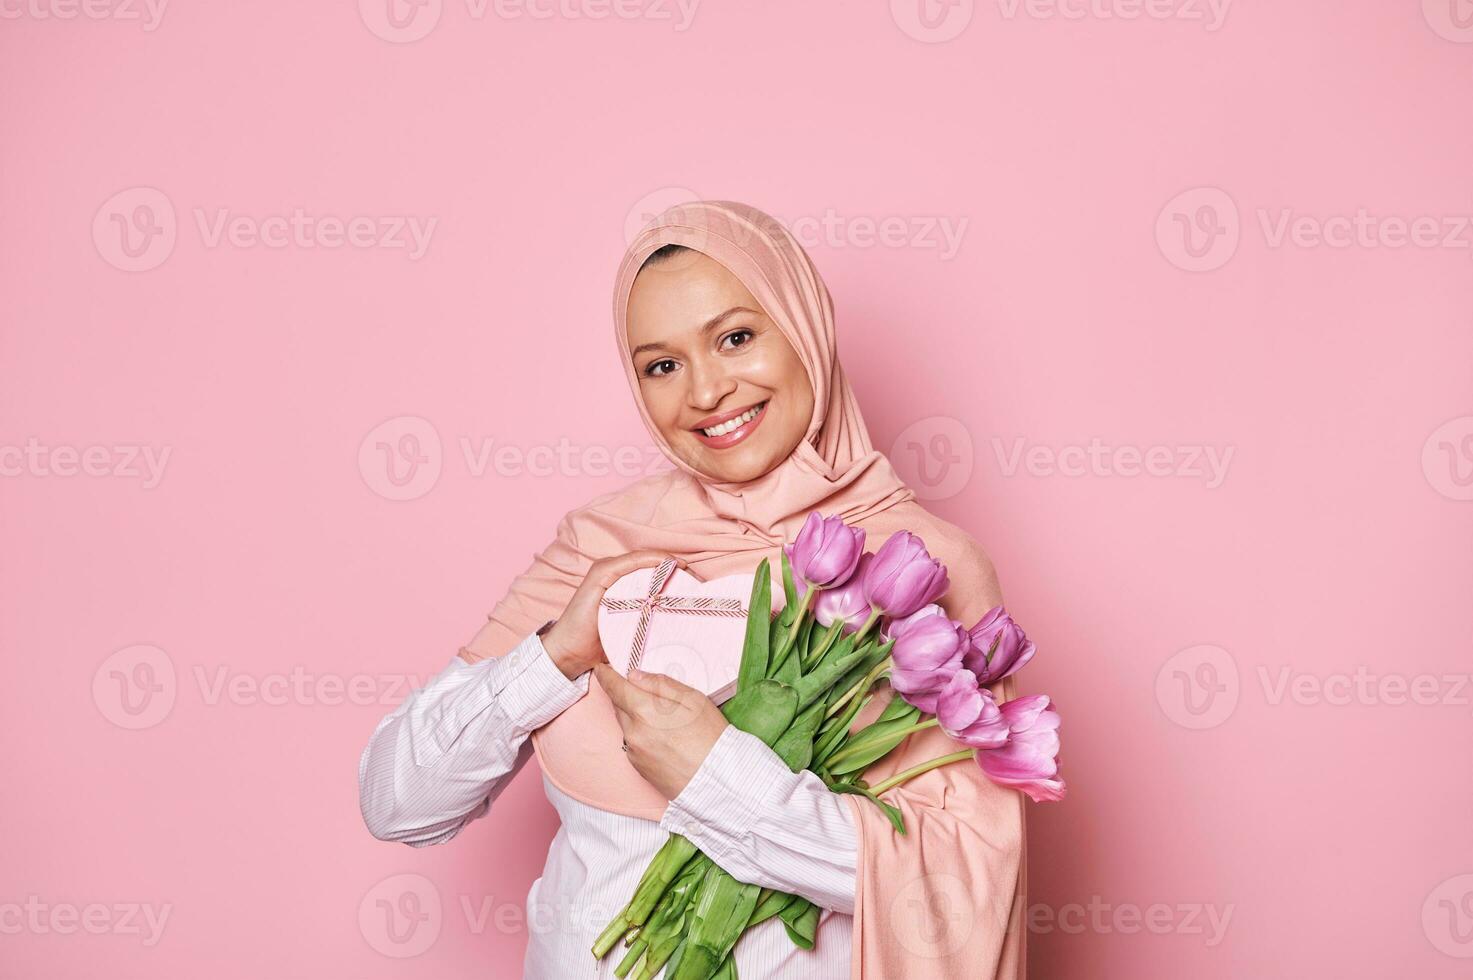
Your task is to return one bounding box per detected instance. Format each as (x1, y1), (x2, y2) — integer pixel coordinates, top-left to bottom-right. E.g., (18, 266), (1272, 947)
(590, 511), (1065, 979)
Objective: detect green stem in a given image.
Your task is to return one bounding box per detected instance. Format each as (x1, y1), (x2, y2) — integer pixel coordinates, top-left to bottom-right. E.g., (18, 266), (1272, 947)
(824, 717), (939, 768)
(801, 619), (844, 672)
(770, 587), (815, 670)
(824, 652), (893, 719)
(851, 608), (881, 646)
(868, 748), (976, 796)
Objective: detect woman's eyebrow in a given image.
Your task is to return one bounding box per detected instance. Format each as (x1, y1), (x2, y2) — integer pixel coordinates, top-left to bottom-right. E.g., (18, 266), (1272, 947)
(630, 307), (761, 358)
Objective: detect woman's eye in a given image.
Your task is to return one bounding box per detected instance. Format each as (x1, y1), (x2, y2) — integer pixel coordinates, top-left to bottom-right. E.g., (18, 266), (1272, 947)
(720, 329), (754, 351)
(645, 358), (676, 377)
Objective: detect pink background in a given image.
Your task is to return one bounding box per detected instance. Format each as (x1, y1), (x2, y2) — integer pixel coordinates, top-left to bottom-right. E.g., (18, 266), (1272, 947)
(3, 2), (1471, 977)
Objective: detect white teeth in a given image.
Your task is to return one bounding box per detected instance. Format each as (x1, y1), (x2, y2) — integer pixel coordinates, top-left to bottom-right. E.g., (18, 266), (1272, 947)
(702, 402), (765, 437)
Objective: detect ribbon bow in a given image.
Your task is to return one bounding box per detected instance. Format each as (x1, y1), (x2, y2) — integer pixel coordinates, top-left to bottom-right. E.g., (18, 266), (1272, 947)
(599, 559), (747, 672)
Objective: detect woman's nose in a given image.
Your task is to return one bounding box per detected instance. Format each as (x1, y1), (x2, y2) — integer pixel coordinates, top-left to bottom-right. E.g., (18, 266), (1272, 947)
(686, 359), (737, 410)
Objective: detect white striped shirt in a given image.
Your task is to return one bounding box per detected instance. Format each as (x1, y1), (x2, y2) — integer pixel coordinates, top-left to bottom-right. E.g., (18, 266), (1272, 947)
(357, 629), (858, 978)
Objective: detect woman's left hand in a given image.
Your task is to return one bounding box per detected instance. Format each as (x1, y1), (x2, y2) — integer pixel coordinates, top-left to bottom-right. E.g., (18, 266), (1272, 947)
(593, 663), (730, 802)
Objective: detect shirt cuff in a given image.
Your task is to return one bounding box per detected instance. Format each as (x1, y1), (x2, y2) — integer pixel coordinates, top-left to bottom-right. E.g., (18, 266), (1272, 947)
(658, 724), (792, 856)
(488, 631), (589, 733)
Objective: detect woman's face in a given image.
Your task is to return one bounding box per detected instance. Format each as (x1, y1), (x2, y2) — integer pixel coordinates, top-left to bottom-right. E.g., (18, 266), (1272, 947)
(626, 249), (816, 483)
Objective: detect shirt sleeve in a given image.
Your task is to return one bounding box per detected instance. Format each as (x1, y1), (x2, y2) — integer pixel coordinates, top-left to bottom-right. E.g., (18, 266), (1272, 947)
(658, 724), (860, 914)
(357, 629), (589, 847)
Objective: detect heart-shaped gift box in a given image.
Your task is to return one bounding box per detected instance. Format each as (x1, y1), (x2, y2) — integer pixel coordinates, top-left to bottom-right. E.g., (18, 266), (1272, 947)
(596, 559), (772, 706)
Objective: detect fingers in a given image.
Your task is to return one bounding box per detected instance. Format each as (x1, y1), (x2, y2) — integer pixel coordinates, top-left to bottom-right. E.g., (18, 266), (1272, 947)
(627, 669), (697, 701)
(594, 662), (656, 715)
(588, 551), (689, 590)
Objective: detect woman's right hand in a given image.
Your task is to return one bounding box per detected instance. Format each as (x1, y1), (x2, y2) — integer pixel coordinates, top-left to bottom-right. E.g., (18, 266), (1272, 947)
(540, 551), (689, 680)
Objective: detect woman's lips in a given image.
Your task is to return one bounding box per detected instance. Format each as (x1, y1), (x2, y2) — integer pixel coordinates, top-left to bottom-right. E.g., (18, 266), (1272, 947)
(693, 400), (768, 450)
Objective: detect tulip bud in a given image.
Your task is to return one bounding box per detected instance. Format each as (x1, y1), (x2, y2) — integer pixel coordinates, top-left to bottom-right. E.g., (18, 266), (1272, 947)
(936, 669), (1010, 749)
(974, 694), (1066, 803)
(888, 612), (968, 714)
(809, 553), (874, 632)
(783, 511), (866, 591)
(862, 531), (949, 621)
(964, 606), (1037, 684)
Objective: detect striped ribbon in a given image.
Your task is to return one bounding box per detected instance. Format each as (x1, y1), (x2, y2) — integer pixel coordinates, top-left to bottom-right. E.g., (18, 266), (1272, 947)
(600, 559), (747, 672)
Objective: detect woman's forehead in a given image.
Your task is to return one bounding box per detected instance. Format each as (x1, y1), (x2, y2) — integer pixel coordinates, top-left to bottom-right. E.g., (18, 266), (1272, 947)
(625, 252), (765, 345)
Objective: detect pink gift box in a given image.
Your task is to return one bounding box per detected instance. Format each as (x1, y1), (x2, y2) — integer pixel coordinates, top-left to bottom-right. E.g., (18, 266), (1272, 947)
(597, 559), (760, 706)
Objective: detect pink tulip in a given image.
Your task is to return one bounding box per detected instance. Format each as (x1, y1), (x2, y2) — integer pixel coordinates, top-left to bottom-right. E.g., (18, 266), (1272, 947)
(963, 606), (1036, 684)
(975, 694), (1066, 803)
(936, 669), (1009, 749)
(862, 531), (949, 620)
(880, 601), (947, 643)
(888, 611), (969, 714)
(784, 511), (866, 590)
(804, 553), (874, 632)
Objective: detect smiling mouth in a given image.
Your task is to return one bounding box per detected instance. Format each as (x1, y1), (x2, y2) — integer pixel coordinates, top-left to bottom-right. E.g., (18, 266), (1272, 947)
(692, 400), (769, 448)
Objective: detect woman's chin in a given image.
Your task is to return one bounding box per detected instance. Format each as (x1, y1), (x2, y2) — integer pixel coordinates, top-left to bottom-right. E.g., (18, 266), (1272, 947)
(679, 439), (781, 483)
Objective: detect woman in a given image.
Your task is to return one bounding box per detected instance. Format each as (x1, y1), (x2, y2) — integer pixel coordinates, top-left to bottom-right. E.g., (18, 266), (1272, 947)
(358, 200), (1027, 978)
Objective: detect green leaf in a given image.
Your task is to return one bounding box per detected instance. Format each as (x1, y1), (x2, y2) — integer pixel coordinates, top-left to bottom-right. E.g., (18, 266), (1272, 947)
(777, 897), (819, 950)
(824, 704), (923, 775)
(720, 680), (799, 747)
(794, 614), (815, 666)
(747, 888), (797, 928)
(780, 549), (797, 614)
(670, 866), (762, 980)
(771, 698), (826, 772)
(873, 682), (915, 724)
(829, 780), (908, 835)
(793, 640), (869, 711)
(735, 560), (771, 695)
(813, 692), (872, 767)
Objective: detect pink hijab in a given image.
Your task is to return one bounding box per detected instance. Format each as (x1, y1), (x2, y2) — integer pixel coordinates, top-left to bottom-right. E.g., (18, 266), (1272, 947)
(461, 200), (1026, 978)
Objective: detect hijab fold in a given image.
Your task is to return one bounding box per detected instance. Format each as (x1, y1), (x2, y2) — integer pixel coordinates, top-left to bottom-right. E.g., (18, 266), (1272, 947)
(461, 200), (1026, 979)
